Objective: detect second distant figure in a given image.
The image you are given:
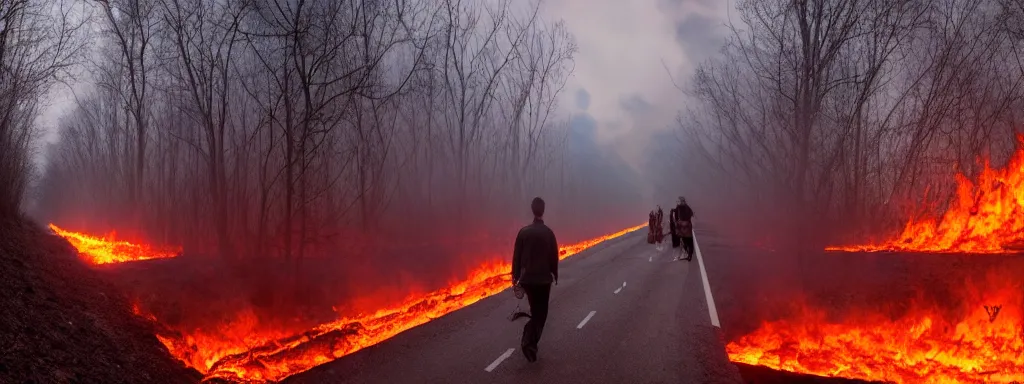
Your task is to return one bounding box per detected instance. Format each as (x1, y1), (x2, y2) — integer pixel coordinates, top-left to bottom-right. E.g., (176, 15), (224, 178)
(511, 197), (559, 362)
(674, 196), (695, 261)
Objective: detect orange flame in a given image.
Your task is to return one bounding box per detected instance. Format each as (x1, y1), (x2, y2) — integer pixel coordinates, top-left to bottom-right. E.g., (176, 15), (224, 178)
(738, 141), (1024, 382)
(138, 224), (644, 382)
(827, 138), (1024, 253)
(49, 223), (181, 265)
(727, 289), (1024, 383)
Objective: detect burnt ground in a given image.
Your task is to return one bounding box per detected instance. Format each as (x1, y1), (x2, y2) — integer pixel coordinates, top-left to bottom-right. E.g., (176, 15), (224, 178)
(0, 217), (200, 384)
(696, 224), (1024, 384)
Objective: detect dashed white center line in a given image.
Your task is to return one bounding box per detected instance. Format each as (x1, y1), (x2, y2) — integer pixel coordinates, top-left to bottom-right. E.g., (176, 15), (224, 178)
(577, 311), (596, 329)
(484, 348), (515, 372)
(613, 281), (627, 294)
(649, 256), (652, 262)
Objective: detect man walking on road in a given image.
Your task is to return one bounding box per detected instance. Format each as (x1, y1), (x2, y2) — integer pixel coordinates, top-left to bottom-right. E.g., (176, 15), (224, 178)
(511, 197), (559, 362)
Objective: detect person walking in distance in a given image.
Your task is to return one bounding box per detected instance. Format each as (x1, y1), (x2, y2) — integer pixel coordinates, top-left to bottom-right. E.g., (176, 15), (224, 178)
(675, 196), (696, 261)
(511, 197), (559, 362)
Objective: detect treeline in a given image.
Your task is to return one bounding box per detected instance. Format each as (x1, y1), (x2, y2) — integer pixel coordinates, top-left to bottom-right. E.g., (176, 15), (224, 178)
(29, 0), (612, 262)
(0, 0), (82, 218)
(680, 0), (1024, 242)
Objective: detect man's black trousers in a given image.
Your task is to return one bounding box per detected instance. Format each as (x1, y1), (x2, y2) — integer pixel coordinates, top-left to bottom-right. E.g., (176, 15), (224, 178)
(521, 283), (552, 351)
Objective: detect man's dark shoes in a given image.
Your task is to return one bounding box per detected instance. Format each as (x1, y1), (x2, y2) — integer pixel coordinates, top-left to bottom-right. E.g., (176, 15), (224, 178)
(522, 345), (538, 362)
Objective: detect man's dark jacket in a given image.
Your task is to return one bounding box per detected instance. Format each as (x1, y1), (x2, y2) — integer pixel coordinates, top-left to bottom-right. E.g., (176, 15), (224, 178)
(512, 218), (559, 285)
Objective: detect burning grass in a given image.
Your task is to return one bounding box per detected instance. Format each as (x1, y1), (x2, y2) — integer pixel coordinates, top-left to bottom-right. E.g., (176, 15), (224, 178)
(730, 140), (1024, 383)
(48, 223), (181, 265)
(52, 221), (644, 382)
(724, 250), (1024, 384)
(827, 136), (1024, 254)
(727, 287), (1024, 383)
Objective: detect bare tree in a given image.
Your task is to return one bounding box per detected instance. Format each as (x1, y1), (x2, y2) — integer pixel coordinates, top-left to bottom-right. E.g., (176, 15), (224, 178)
(158, 0), (247, 259)
(95, 0), (159, 212)
(347, 0), (437, 232)
(438, 0), (531, 220)
(0, 0), (84, 216)
(39, 89), (129, 223)
(684, 0), (923, 234)
(682, 0), (1024, 241)
(499, 17), (575, 201)
(36, 0), (584, 279)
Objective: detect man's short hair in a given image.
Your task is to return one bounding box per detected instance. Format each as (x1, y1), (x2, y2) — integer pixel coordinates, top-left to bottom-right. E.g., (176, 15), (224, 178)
(531, 197), (545, 217)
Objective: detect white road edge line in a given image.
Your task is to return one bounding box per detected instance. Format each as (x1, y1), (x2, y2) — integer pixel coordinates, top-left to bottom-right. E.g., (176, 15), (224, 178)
(692, 231), (721, 328)
(484, 348), (515, 372)
(614, 287), (622, 294)
(577, 311), (597, 329)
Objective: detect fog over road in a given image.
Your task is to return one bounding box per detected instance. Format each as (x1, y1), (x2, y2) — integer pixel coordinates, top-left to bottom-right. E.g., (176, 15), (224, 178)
(285, 230), (743, 384)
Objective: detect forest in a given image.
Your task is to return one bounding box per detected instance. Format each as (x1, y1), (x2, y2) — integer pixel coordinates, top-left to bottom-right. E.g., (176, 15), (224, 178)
(0, 0), (649, 271)
(6, 0), (1024, 264)
(675, 0), (1024, 246)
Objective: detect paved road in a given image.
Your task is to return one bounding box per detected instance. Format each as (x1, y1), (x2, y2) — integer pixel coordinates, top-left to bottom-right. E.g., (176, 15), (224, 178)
(286, 230), (744, 384)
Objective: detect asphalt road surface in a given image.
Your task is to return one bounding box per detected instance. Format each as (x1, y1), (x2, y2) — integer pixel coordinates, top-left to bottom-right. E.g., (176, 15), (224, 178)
(286, 229), (744, 384)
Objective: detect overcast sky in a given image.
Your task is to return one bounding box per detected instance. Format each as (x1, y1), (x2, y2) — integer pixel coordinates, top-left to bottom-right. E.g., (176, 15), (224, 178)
(34, 0), (732, 174)
(544, 0), (730, 170)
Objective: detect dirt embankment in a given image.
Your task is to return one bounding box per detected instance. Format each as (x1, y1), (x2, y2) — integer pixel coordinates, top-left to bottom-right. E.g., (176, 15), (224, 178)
(0, 217), (200, 383)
